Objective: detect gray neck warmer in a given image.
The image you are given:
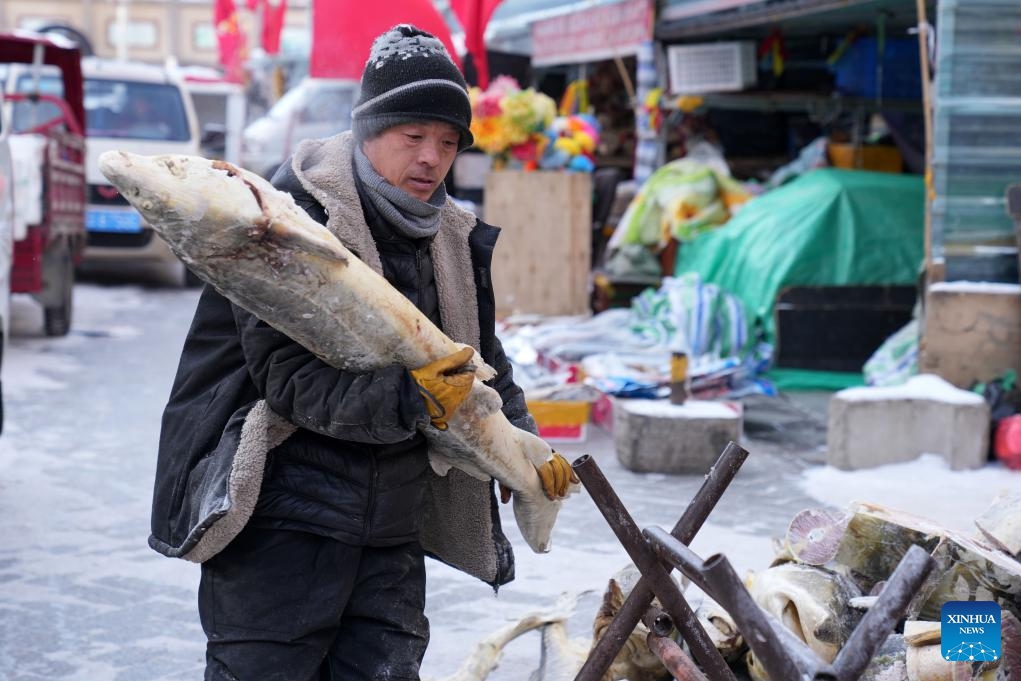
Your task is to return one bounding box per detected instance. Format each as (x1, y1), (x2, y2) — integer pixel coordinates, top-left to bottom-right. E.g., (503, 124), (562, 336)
(353, 144), (446, 239)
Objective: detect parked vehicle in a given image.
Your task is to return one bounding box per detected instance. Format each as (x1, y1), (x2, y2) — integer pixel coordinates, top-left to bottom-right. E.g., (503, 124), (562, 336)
(79, 58), (202, 285)
(0, 71), (13, 434)
(0, 32), (87, 337)
(242, 77), (357, 178)
(3, 56), (203, 286)
(174, 64), (247, 164)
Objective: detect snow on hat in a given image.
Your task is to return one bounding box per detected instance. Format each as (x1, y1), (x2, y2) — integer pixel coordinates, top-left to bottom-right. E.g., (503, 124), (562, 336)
(351, 24), (474, 151)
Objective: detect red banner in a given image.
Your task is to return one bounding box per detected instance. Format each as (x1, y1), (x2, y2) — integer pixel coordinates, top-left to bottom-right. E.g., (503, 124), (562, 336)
(531, 0), (652, 66)
(214, 0), (247, 82)
(261, 0), (287, 55)
(450, 0), (503, 88)
(310, 0), (461, 80)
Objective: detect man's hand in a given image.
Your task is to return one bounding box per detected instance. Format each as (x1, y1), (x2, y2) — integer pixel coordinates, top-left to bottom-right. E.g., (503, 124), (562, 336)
(499, 451), (579, 503)
(538, 452), (578, 500)
(410, 347), (475, 430)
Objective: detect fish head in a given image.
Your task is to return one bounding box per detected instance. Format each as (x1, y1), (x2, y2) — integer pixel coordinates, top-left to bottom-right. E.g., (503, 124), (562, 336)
(98, 151), (267, 246)
(98, 151), (348, 270)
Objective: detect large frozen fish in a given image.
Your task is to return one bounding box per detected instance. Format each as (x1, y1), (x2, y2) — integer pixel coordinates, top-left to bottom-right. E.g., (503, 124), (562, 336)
(975, 491), (1021, 557)
(695, 599), (744, 663)
(746, 562), (863, 666)
(98, 151), (575, 552)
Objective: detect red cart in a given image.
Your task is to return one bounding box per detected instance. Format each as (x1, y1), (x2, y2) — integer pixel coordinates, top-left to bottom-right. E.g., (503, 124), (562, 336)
(1, 32), (86, 336)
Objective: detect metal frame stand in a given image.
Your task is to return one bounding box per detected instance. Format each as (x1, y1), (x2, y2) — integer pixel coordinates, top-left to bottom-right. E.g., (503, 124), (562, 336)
(572, 442), (935, 681)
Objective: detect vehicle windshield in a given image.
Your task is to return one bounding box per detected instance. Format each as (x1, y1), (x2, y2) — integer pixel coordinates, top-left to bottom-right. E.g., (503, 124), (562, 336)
(263, 82), (355, 124)
(11, 74), (191, 141)
(265, 84), (307, 120)
(84, 79), (190, 141)
(11, 73), (64, 133)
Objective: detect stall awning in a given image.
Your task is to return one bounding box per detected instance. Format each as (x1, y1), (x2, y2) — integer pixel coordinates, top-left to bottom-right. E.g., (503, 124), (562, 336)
(657, 0), (919, 40)
(529, 0), (653, 66)
(660, 0), (763, 23)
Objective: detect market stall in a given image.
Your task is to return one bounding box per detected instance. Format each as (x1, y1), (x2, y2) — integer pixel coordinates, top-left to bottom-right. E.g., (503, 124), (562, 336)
(471, 0), (655, 316)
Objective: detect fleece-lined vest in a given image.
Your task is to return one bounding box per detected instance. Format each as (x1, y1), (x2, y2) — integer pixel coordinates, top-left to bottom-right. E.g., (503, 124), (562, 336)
(287, 131), (507, 584)
(165, 133), (515, 587)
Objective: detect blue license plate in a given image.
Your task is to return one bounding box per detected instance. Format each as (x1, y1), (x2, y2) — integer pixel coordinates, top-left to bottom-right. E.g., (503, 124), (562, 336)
(86, 209), (142, 233)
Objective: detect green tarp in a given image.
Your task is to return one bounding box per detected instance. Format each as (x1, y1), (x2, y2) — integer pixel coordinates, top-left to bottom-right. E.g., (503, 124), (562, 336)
(764, 368), (866, 392)
(673, 168), (925, 346)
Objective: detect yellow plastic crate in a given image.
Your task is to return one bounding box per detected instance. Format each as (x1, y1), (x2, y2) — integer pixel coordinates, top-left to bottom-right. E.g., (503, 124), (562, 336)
(526, 400), (592, 443)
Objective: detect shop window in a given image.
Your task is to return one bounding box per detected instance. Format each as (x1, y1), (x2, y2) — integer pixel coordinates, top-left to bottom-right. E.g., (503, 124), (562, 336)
(107, 19), (159, 50)
(17, 16), (76, 30)
(193, 24), (217, 52)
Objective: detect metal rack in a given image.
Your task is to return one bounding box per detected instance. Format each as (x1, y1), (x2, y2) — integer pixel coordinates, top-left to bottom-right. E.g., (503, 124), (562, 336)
(571, 442), (936, 681)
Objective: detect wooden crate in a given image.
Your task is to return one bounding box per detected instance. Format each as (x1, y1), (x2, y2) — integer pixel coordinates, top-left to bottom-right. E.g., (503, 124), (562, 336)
(483, 170), (592, 316)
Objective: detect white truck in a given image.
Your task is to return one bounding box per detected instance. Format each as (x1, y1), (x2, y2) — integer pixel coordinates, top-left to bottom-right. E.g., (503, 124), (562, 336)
(242, 77), (357, 179)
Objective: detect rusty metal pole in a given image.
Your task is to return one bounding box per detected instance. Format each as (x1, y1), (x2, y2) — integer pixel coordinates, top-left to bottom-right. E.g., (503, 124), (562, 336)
(644, 526), (811, 680)
(572, 455), (737, 681)
(832, 545), (935, 680)
(573, 442), (747, 680)
(641, 604), (712, 681)
(642, 606), (672, 637)
(646, 527), (939, 681)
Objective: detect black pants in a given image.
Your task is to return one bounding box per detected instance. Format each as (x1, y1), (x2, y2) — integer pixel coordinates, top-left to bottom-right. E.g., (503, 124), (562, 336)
(199, 525), (429, 681)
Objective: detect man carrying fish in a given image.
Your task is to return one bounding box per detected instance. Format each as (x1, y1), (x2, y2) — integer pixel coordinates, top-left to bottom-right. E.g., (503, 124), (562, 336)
(149, 24), (576, 681)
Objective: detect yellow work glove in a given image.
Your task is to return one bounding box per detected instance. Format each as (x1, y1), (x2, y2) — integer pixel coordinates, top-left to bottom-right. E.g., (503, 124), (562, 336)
(538, 452), (579, 500)
(499, 451), (578, 503)
(410, 347), (476, 431)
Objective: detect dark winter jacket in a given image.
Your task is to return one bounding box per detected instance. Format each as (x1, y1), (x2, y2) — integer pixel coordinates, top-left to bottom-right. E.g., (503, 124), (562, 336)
(149, 131), (536, 586)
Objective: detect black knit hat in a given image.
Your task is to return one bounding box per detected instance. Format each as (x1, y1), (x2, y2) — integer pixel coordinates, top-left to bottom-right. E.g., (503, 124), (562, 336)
(352, 25), (474, 152)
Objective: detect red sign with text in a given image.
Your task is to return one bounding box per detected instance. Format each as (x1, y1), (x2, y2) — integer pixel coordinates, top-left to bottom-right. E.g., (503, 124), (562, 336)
(531, 0), (653, 66)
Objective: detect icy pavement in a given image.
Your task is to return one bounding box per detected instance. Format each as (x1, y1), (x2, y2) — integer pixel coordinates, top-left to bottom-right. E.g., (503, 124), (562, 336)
(0, 283), (1016, 681)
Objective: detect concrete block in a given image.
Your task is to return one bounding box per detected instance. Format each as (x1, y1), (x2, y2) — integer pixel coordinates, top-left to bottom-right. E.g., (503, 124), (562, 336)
(921, 282), (1021, 388)
(614, 398), (742, 474)
(827, 374), (989, 471)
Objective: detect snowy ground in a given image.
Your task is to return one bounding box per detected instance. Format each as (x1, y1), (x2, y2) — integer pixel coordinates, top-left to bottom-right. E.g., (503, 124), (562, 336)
(0, 282), (1015, 681)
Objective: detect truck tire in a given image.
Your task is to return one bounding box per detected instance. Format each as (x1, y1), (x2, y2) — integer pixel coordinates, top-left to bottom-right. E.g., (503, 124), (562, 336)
(44, 248), (74, 337)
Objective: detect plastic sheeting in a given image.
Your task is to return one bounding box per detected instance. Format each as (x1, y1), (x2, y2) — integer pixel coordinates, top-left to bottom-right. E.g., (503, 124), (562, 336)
(673, 168), (925, 345)
(863, 319), (920, 387)
(629, 273), (750, 357)
(8, 134), (47, 240)
(611, 155), (752, 248)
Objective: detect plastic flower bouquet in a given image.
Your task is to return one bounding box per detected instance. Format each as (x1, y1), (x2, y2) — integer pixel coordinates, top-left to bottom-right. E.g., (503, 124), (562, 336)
(469, 76), (557, 169)
(539, 114), (601, 172)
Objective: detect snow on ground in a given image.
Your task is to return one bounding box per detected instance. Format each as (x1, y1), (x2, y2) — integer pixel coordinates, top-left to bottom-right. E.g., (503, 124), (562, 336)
(836, 373), (985, 405)
(929, 281), (1021, 295)
(1, 282), (1018, 681)
(800, 453), (1018, 534)
(4, 287), (145, 392)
